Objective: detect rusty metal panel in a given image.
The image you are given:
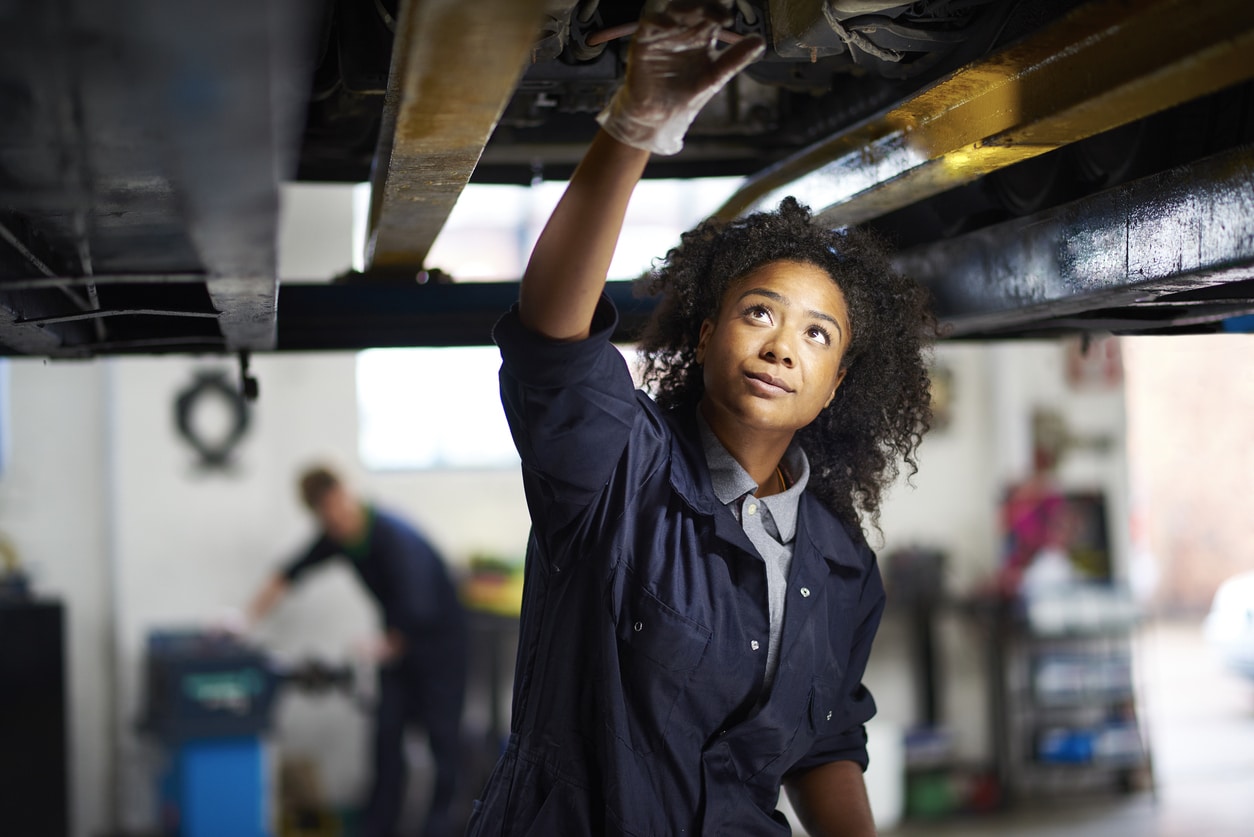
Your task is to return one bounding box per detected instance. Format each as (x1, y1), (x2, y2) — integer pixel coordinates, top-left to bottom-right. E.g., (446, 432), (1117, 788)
(894, 144), (1254, 336)
(719, 0), (1254, 228)
(365, 0), (551, 274)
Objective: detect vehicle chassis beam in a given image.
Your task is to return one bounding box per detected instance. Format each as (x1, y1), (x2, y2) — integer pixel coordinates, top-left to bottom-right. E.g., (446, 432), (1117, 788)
(365, 0), (551, 275)
(718, 0), (1254, 230)
(895, 144), (1254, 336)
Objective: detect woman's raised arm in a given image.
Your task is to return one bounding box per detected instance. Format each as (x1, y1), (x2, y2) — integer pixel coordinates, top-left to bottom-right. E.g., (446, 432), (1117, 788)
(518, 132), (649, 341)
(518, 0), (764, 341)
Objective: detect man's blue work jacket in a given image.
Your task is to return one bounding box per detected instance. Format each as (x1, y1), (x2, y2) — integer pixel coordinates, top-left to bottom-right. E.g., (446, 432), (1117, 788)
(468, 298), (886, 836)
(282, 507), (467, 676)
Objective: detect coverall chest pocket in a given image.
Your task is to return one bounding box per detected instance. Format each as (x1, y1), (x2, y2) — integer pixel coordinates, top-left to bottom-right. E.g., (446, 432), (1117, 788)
(809, 676), (845, 733)
(611, 583), (711, 754)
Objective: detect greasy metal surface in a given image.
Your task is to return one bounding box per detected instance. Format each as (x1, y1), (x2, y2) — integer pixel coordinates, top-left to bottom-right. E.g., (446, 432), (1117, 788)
(16, 136), (1252, 353)
(365, 0), (551, 273)
(0, 0), (316, 355)
(768, 0), (845, 60)
(718, 0), (1254, 228)
(895, 144), (1254, 337)
(0, 304), (65, 354)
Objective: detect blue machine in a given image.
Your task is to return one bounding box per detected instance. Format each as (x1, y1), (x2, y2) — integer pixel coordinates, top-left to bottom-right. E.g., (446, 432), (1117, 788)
(167, 737), (269, 837)
(142, 630), (351, 837)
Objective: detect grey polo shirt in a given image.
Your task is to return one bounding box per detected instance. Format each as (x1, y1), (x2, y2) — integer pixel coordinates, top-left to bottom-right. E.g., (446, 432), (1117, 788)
(696, 413), (810, 693)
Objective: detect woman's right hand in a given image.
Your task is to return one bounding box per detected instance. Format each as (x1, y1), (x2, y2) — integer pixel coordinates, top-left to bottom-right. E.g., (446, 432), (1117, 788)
(519, 2), (763, 339)
(597, 0), (765, 156)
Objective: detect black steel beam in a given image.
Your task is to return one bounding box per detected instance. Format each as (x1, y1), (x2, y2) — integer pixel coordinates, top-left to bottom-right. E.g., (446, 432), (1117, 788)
(274, 281), (657, 351)
(895, 144), (1254, 337)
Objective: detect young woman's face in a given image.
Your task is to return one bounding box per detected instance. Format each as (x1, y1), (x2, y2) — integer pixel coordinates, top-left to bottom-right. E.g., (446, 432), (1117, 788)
(696, 259), (851, 439)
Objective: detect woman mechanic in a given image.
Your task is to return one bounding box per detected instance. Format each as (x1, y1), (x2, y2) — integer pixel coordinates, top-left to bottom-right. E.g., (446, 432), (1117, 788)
(468, 1), (935, 834)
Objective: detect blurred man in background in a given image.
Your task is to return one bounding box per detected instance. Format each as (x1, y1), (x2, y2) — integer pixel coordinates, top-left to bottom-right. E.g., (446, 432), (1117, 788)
(250, 465), (468, 837)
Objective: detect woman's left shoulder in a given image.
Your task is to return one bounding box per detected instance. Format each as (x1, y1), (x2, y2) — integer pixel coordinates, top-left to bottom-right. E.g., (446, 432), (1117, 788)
(799, 493), (878, 576)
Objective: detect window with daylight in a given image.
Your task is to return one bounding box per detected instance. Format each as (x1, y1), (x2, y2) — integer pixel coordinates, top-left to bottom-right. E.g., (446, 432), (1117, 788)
(357, 346), (518, 470)
(357, 343), (646, 471)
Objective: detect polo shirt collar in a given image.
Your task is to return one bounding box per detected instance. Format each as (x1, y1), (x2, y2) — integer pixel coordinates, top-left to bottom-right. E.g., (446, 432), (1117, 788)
(663, 406), (866, 572)
(695, 412), (809, 544)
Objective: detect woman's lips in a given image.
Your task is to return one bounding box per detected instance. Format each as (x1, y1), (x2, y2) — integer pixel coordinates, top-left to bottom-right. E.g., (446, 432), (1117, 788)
(745, 371), (793, 395)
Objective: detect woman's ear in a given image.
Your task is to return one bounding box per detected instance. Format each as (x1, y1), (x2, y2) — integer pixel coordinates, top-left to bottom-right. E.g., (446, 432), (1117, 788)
(825, 367), (848, 409)
(695, 318), (715, 364)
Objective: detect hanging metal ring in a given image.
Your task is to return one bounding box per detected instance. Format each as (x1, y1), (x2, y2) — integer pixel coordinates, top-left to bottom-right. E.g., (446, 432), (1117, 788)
(175, 371), (251, 469)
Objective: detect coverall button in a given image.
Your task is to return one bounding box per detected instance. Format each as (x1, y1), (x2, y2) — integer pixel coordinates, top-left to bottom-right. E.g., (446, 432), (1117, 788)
(800, 587), (811, 597)
(633, 621), (643, 632)
(750, 640), (760, 651)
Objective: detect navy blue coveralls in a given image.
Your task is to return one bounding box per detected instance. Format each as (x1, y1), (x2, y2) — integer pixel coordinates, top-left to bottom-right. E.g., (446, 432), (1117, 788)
(468, 298), (885, 835)
(284, 507), (468, 837)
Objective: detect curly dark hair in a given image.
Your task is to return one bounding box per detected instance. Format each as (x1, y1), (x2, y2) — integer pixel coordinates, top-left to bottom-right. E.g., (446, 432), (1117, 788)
(635, 197), (936, 534)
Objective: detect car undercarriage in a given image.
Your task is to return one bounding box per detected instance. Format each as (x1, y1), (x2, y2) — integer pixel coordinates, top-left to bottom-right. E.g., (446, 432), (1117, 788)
(2, 0), (1253, 356)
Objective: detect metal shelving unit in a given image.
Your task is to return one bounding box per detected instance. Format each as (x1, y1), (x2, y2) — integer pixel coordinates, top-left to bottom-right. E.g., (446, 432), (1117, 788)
(983, 597), (1154, 803)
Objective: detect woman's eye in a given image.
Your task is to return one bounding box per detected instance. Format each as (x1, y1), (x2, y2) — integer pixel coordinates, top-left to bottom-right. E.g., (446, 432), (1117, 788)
(744, 305), (771, 322)
(807, 326), (832, 345)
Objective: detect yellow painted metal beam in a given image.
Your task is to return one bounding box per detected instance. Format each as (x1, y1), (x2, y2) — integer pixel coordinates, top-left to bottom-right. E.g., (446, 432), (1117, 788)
(365, 0), (550, 274)
(717, 0), (1254, 228)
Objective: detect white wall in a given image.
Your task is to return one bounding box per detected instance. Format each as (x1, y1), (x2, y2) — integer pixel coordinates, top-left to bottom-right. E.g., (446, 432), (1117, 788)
(878, 343), (1001, 584)
(1, 359), (113, 837)
(868, 341), (1001, 764)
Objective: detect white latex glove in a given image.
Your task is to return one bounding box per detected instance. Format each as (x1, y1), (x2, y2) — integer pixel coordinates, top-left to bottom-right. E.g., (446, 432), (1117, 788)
(208, 605), (250, 639)
(596, 0), (766, 156)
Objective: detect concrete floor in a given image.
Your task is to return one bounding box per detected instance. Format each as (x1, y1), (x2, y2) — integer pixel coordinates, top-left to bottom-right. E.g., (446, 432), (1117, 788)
(884, 617), (1254, 837)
